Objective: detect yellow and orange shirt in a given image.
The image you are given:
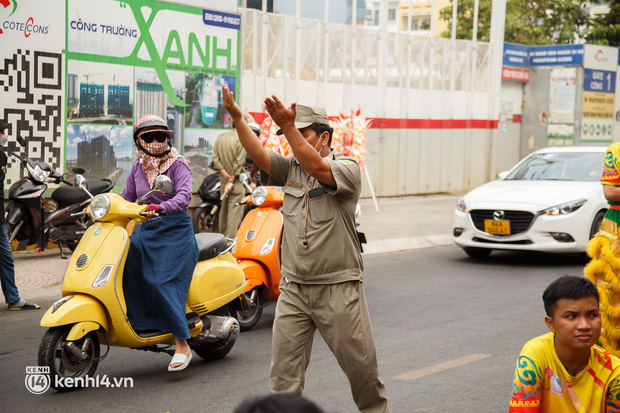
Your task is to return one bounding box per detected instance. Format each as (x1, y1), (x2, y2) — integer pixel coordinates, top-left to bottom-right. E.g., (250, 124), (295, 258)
(510, 333), (620, 412)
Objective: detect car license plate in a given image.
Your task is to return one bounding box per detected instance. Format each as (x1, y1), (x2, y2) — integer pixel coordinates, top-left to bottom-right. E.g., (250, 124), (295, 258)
(484, 219), (510, 235)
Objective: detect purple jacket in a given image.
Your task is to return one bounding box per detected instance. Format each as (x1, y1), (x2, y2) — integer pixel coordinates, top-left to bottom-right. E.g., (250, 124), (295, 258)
(120, 157), (193, 214)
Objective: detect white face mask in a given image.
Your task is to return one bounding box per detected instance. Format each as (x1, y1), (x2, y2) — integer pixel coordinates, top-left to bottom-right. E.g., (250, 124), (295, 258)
(313, 137), (322, 152)
(0, 133), (7, 147)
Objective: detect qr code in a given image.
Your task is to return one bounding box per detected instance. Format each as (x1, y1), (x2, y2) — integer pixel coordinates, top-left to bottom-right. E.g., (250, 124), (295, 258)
(0, 49), (64, 185)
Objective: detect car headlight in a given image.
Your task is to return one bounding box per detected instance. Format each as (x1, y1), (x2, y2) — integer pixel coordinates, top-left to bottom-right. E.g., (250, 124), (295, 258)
(90, 194), (111, 220)
(26, 163), (50, 183)
(456, 198), (469, 213)
(252, 186), (268, 206)
(542, 199), (587, 216)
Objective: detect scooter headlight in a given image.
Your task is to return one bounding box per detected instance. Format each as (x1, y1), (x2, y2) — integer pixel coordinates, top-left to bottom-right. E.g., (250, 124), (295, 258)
(252, 186), (267, 206)
(92, 265), (114, 288)
(260, 238), (276, 255)
(26, 163), (50, 183)
(52, 295), (74, 313)
(90, 194), (111, 220)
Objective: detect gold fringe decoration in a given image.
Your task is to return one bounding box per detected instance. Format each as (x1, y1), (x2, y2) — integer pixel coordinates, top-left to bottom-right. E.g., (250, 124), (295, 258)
(584, 218), (620, 354)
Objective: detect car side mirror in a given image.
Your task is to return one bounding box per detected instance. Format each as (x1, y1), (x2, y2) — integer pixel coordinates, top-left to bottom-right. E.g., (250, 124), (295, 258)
(497, 171), (509, 180)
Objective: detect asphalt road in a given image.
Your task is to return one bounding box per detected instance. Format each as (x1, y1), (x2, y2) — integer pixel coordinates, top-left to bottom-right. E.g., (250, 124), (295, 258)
(0, 246), (587, 413)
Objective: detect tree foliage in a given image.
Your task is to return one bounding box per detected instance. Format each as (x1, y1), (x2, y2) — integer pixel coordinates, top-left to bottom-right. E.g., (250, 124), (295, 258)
(440, 0), (591, 45)
(587, 0), (620, 46)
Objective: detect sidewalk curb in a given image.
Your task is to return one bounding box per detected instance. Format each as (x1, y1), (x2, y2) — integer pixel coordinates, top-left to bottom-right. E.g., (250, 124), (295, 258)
(362, 234), (453, 255)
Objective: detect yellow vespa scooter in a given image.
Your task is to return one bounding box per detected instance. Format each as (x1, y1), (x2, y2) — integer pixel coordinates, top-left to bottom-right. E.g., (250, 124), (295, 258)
(37, 175), (248, 391)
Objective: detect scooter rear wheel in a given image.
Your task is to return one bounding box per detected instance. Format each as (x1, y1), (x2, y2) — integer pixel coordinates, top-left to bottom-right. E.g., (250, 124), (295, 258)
(193, 339), (235, 361)
(38, 325), (100, 392)
(236, 291), (263, 331)
(191, 206), (219, 234)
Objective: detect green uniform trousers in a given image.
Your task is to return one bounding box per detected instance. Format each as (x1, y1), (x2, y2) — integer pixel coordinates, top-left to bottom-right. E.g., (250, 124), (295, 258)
(270, 280), (391, 413)
(218, 177), (245, 239)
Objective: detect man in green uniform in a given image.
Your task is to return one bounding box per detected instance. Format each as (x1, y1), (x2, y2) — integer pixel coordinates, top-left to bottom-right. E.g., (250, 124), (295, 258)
(212, 118), (247, 238)
(222, 86), (390, 413)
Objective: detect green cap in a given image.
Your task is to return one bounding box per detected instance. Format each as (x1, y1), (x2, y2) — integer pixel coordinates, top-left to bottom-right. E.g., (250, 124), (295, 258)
(276, 104), (329, 135)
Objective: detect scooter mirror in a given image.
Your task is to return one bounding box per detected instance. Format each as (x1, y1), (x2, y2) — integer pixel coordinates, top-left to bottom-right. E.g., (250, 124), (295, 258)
(138, 175), (173, 204)
(16, 136), (26, 147)
(239, 173), (248, 185)
(153, 175), (173, 195)
(75, 174), (87, 190)
(72, 167), (86, 174)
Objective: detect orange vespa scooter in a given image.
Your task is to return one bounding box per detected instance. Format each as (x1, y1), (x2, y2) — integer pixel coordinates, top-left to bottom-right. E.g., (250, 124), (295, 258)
(232, 174), (283, 330)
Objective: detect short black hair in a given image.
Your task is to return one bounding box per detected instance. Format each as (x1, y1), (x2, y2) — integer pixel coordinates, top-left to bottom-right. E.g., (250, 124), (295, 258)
(543, 275), (599, 317)
(234, 393), (325, 413)
(309, 123), (333, 147)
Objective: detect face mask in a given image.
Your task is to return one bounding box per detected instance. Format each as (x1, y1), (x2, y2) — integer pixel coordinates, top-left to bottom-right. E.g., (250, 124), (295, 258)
(313, 138), (322, 152)
(139, 137), (169, 156)
(0, 133), (7, 147)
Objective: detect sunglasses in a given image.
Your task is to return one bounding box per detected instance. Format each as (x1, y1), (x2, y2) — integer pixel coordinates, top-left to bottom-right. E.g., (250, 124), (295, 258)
(141, 132), (169, 144)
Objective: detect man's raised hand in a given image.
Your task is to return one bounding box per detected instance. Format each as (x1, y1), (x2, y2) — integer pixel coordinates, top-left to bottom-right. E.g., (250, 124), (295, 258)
(264, 95), (296, 133)
(222, 85), (243, 120)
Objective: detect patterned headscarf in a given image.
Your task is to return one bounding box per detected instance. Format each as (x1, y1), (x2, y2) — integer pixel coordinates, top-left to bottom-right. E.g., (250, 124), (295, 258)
(136, 134), (179, 188)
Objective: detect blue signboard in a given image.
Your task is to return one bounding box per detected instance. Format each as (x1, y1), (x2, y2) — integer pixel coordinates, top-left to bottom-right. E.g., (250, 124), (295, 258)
(529, 45), (584, 66)
(503, 44), (584, 68)
(584, 68), (616, 93)
(503, 43), (530, 68)
(203, 9), (241, 30)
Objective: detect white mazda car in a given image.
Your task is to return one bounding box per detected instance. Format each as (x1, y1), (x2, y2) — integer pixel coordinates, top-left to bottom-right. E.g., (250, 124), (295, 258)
(452, 146), (609, 259)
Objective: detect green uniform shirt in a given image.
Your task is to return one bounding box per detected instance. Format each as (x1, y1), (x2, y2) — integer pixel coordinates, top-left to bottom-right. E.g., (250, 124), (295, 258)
(264, 149), (363, 284)
(212, 129), (246, 176)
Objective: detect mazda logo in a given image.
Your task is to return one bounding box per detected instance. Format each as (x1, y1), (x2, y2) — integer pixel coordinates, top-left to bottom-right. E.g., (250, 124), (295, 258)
(493, 210), (505, 220)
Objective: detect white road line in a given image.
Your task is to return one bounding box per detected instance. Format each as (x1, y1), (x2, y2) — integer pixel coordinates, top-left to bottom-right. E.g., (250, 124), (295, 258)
(393, 354), (492, 381)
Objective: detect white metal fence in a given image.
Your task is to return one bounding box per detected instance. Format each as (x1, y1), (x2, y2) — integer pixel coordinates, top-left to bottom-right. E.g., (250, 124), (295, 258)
(239, 8), (505, 197)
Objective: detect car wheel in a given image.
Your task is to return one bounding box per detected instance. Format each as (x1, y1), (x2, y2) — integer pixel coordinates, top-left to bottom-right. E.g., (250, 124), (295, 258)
(589, 210), (606, 239)
(463, 247), (492, 259)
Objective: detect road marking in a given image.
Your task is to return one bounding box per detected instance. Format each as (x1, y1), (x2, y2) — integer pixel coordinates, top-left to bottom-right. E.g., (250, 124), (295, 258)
(393, 353), (492, 381)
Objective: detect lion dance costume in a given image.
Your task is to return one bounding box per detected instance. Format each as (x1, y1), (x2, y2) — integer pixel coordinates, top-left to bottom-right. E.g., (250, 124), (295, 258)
(585, 143), (620, 357)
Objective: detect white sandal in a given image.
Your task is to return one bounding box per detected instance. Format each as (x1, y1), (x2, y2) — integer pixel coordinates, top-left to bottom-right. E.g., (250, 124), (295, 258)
(168, 351), (192, 372)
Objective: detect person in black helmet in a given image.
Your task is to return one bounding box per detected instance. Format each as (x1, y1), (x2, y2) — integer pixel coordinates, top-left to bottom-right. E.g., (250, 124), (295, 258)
(121, 115), (199, 372)
(0, 120), (39, 311)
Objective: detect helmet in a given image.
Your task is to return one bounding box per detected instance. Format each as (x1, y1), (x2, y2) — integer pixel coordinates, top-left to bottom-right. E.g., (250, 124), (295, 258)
(133, 114), (172, 158)
(248, 122), (261, 137)
(134, 115), (171, 141)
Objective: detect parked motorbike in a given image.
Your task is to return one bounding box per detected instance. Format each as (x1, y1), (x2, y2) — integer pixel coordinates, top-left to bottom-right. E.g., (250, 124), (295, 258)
(37, 175), (248, 391)
(192, 171), (252, 234)
(192, 171), (221, 233)
(6, 136), (113, 258)
(232, 175), (367, 330)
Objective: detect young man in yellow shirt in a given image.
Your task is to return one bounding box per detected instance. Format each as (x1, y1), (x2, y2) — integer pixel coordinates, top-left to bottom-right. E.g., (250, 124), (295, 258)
(510, 275), (620, 412)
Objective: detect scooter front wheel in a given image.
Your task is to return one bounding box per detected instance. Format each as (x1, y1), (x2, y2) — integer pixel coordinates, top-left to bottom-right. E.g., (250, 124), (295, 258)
(38, 325), (100, 392)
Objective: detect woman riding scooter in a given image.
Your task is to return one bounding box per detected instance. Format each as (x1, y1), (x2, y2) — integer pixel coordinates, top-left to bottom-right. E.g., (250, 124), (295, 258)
(121, 115), (199, 372)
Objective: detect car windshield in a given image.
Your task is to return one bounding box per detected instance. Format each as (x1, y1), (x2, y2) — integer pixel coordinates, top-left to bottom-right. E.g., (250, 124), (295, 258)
(505, 152), (603, 182)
